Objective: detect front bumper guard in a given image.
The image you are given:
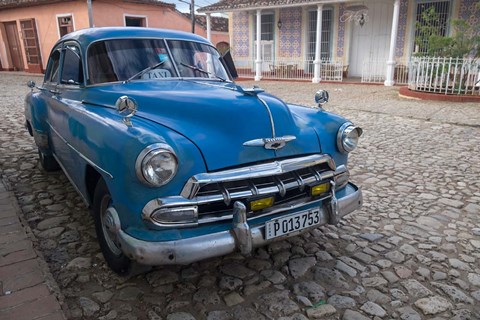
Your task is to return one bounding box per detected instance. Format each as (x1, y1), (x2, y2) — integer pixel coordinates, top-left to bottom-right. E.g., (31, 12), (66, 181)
(116, 183), (362, 266)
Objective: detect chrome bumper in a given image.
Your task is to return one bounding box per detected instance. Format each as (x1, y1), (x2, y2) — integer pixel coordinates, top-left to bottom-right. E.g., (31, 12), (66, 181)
(117, 184), (362, 266)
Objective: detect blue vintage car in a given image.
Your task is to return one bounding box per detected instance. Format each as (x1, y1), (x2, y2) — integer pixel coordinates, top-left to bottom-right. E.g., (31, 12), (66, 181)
(25, 27), (363, 275)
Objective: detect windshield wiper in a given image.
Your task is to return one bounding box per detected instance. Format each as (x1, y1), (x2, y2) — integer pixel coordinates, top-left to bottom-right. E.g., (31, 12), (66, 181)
(124, 61), (165, 83)
(179, 62), (226, 82)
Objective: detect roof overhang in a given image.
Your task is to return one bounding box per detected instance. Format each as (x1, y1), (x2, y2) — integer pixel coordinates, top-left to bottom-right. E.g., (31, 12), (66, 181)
(0, 0), (175, 10)
(199, 0), (354, 13)
(0, 0), (75, 10)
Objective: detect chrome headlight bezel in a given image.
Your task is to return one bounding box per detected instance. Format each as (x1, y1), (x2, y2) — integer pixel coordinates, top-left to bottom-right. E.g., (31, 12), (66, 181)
(135, 143), (178, 187)
(337, 122), (363, 154)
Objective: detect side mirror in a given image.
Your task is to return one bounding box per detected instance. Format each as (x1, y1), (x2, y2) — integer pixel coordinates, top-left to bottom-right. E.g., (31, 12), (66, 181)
(221, 50), (238, 79)
(27, 80), (36, 89)
(314, 90), (329, 107)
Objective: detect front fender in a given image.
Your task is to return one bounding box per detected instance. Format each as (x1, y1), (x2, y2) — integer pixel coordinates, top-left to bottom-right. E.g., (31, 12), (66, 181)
(25, 92), (50, 150)
(70, 103), (207, 231)
(287, 104), (349, 167)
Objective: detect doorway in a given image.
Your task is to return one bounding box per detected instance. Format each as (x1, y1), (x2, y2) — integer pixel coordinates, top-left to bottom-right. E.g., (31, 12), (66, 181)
(20, 19), (43, 73)
(348, 2), (393, 78)
(4, 21), (24, 71)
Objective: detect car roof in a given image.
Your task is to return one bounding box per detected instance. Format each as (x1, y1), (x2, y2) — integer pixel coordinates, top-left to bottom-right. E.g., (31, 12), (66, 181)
(59, 27), (212, 47)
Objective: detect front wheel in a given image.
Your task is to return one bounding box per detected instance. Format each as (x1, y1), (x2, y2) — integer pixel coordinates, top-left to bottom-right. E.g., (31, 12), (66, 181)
(93, 178), (132, 275)
(38, 149), (60, 172)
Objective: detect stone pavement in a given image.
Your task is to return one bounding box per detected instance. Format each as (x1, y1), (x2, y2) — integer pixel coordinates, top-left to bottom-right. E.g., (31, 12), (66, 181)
(0, 180), (66, 320)
(0, 72), (479, 320)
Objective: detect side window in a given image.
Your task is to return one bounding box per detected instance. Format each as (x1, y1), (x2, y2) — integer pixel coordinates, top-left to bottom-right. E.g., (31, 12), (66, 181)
(61, 45), (83, 85)
(45, 50), (61, 84)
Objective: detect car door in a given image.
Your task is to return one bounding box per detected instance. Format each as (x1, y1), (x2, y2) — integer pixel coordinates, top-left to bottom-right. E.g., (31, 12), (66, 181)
(42, 44), (70, 165)
(45, 41), (86, 188)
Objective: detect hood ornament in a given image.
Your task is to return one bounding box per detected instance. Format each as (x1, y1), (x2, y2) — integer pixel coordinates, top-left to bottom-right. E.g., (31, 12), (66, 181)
(239, 85), (265, 96)
(115, 95), (137, 127)
(243, 135), (296, 150)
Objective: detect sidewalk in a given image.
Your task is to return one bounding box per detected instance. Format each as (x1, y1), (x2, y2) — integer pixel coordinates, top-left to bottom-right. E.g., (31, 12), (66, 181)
(0, 180), (66, 320)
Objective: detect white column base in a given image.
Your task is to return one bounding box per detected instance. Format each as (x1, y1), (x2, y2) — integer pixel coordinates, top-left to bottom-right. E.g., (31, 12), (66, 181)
(384, 60), (396, 86)
(385, 0), (400, 87)
(313, 60), (322, 83)
(255, 60), (262, 81)
(384, 80), (395, 86)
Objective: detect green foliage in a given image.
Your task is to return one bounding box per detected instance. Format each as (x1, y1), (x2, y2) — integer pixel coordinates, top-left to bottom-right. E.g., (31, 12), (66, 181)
(415, 2), (480, 58)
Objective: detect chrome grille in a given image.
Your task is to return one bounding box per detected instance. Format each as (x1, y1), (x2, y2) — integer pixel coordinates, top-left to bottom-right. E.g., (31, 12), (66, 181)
(142, 155), (348, 228)
(195, 163), (333, 217)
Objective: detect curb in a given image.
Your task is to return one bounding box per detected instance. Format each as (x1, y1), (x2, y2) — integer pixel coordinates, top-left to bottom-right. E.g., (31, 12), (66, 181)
(399, 86), (480, 102)
(0, 179), (68, 320)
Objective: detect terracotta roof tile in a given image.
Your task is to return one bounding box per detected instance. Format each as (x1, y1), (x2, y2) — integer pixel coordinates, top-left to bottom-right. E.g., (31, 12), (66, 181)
(0, 0), (73, 9)
(0, 0), (174, 9)
(116, 0), (175, 8)
(198, 0), (322, 12)
(182, 14), (229, 32)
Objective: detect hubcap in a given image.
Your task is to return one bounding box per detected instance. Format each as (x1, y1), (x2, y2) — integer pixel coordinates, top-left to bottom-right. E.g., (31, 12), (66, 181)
(100, 195), (122, 256)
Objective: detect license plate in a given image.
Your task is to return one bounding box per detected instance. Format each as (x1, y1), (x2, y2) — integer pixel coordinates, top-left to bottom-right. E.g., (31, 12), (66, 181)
(265, 208), (322, 240)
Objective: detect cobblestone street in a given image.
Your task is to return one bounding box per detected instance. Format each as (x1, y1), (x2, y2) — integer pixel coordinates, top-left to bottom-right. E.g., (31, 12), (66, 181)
(1, 72), (479, 320)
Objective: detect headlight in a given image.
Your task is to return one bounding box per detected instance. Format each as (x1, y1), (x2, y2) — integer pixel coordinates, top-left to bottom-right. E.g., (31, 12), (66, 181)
(337, 122), (363, 153)
(136, 143), (178, 187)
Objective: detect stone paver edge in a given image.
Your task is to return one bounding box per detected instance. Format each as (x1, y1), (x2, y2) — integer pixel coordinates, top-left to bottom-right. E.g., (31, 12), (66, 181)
(0, 178), (68, 319)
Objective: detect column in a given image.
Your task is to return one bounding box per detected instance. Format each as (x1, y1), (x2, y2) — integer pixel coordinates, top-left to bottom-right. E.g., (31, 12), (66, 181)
(206, 13), (212, 41)
(87, 0), (94, 27)
(206, 13), (213, 74)
(255, 9), (262, 81)
(312, 4), (323, 83)
(385, 0), (400, 86)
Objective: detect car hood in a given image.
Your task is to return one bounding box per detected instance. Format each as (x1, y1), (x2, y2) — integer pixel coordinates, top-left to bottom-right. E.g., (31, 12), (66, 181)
(87, 80), (321, 171)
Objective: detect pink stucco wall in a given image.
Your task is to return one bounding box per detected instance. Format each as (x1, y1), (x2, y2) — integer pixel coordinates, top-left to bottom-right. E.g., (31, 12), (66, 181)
(0, 0), (228, 73)
(91, 1), (228, 47)
(0, 1), (89, 71)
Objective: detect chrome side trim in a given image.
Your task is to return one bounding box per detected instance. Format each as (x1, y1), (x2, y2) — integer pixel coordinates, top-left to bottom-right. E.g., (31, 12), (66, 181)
(180, 154), (336, 199)
(48, 122), (113, 179)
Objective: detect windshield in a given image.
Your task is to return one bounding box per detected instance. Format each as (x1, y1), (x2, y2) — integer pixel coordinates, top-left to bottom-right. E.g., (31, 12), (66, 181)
(167, 40), (229, 81)
(87, 38), (230, 85)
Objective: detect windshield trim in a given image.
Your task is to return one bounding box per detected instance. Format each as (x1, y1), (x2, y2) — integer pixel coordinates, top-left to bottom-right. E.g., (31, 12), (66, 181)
(85, 36), (230, 86)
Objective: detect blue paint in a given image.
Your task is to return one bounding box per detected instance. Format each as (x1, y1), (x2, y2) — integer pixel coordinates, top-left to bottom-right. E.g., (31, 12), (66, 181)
(25, 27), (360, 245)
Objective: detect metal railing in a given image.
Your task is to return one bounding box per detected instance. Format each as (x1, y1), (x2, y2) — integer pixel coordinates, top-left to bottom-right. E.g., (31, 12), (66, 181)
(232, 55), (480, 96)
(233, 58), (345, 81)
(361, 59), (409, 85)
(361, 60), (385, 83)
(408, 57), (480, 95)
